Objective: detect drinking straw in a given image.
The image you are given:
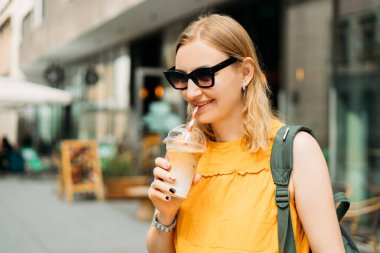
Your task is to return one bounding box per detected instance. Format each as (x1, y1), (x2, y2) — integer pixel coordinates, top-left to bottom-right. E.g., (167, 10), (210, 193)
(185, 106), (199, 141)
(187, 106), (199, 132)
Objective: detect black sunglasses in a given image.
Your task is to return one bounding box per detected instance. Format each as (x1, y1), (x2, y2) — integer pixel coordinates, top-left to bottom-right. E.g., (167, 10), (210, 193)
(163, 57), (238, 90)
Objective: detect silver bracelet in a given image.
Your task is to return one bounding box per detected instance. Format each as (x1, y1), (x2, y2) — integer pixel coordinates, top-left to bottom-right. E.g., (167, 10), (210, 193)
(152, 212), (177, 232)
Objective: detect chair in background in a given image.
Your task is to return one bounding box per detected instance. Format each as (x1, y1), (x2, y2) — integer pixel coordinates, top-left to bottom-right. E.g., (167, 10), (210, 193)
(22, 147), (44, 172)
(9, 150), (25, 173)
(344, 196), (380, 253)
(21, 147), (56, 177)
(368, 183), (380, 196)
(125, 185), (154, 221)
(332, 182), (352, 198)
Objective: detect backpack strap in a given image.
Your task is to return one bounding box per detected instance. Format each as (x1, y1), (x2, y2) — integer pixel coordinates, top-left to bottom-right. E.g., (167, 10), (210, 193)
(270, 125), (313, 253)
(334, 194), (360, 251)
(334, 192), (350, 222)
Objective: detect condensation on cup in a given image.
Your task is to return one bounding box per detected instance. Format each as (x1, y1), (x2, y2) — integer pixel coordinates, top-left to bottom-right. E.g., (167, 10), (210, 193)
(163, 124), (207, 198)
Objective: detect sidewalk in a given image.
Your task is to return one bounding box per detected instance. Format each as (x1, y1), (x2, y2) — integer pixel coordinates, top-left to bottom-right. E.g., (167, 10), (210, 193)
(1, 175), (375, 253)
(0, 175), (150, 253)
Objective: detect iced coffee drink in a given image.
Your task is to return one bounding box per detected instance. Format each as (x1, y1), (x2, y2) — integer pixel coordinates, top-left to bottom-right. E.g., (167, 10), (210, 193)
(164, 124), (206, 198)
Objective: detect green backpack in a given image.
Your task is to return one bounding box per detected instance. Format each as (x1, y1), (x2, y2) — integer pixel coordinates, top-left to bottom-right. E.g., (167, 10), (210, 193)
(270, 125), (360, 253)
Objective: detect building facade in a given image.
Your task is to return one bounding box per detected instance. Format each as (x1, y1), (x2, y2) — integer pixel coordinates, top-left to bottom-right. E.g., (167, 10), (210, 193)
(1, 0), (379, 199)
(333, 0), (380, 200)
(0, 0), (35, 145)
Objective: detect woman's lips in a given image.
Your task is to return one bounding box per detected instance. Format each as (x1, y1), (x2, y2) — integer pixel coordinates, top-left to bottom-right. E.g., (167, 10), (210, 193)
(196, 99), (215, 111)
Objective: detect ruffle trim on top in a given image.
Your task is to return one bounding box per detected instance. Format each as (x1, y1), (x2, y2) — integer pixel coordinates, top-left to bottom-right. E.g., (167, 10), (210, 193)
(196, 141), (272, 177)
(195, 119), (284, 178)
(199, 166), (269, 177)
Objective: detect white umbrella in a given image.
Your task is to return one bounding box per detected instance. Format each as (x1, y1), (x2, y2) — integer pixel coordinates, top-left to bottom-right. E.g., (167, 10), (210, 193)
(0, 76), (72, 107)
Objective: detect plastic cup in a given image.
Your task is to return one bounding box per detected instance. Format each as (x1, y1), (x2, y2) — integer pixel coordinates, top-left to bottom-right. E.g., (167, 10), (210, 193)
(163, 124), (207, 198)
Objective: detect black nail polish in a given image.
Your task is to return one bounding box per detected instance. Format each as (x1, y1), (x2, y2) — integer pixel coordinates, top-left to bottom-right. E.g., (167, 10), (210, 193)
(169, 188), (176, 194)
(165, 196), (170, 200)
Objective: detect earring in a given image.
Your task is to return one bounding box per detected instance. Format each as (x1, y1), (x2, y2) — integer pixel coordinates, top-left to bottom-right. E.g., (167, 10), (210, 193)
(242, 84), (247, 94)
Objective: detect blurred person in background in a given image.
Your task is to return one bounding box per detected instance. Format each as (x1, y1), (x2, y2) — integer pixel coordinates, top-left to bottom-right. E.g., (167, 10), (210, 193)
(146, 14), (344, 253)
(0, 136), (14, 172)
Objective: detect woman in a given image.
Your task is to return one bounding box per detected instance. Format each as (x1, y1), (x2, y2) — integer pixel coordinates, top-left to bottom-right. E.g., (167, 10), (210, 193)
(146, 14), (344, 253)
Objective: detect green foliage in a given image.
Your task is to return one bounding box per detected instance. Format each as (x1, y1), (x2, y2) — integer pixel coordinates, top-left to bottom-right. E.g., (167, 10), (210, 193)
(102, 151), (135, 178)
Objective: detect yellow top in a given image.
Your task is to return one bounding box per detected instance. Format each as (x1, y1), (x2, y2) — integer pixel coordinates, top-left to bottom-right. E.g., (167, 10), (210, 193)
(174, 120), (310, 253)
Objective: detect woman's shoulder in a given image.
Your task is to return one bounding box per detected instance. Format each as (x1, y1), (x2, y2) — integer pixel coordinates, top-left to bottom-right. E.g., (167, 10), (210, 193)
(293, 131), (323, 170)
(271, 122), (323, 176)
(291, 129), (328, 188)
(294, 131), (317, 149)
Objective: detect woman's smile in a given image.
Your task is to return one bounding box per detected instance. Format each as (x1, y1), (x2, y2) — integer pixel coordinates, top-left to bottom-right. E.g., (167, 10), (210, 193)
(193, 99), (215, 112)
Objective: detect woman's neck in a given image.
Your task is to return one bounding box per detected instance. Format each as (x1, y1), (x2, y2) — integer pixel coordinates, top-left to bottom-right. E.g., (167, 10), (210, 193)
(212, 120), (244, 142)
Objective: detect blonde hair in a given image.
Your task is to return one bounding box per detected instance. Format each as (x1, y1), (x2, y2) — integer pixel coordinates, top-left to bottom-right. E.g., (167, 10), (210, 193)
(176, 14), (277, 152)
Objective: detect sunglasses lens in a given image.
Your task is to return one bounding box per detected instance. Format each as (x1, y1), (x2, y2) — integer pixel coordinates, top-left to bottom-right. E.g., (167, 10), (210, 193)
(164, 68), (214, 89)
(166, 72), (188, 89)
(193, 69), (213, 87)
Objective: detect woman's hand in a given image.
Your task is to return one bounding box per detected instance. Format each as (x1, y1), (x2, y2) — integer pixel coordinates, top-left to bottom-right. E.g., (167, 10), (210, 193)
(148, 157), (202, 226)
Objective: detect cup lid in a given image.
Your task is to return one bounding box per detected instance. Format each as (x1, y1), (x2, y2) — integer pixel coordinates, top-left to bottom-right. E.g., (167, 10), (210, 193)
(163, 124), (206, 152)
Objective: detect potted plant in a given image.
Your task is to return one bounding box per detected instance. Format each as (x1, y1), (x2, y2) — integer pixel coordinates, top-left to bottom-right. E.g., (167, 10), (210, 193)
(102, 149), (149, 199)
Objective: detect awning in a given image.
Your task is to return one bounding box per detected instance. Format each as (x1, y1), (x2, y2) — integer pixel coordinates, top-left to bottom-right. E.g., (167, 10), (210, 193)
(0, 76), (72, 107)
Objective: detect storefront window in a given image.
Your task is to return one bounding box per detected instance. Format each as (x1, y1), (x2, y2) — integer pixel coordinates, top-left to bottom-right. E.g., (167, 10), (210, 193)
(335, 1), (380, 201)
(63, 46), (130, 145)
(359, 13), (377, 63)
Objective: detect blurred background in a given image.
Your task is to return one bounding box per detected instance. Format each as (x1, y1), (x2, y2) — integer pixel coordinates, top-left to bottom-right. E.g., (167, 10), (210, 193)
(0, 0), (379, 252)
